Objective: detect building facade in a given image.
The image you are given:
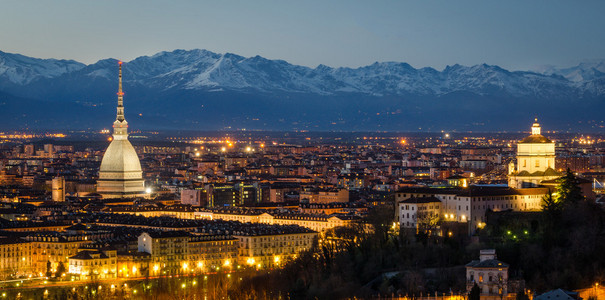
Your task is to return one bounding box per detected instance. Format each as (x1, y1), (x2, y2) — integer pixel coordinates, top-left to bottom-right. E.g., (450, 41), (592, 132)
(68, 248), (117, 280)
(395, 186), (548, 234)
(466, 249), (509, 297)
(508, 119), (560, 188)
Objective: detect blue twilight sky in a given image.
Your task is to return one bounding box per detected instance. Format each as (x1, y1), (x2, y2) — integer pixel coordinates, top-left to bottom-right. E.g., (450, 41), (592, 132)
(1, 0), (604, 70)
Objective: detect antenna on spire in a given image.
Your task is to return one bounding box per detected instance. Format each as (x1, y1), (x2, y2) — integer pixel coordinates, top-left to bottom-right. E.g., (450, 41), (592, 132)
(116, 61), (125, 122)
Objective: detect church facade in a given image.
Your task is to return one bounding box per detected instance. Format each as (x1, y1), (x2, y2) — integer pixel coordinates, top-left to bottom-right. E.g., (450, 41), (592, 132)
(508, 119), (560, 188)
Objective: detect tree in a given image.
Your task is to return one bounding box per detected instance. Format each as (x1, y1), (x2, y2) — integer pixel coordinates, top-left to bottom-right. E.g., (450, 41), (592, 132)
(55, 262), (66, 278)
(468, 283), (480, 300)
(541, 191), (561, 215)
(556, 169), (583, 205)
(46, 260), (52, 277)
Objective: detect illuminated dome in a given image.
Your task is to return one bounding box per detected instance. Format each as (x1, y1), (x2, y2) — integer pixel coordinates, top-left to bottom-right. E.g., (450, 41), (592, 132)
(99, 139), (142, 174)
(97, 62), (145, 198)
(520, 135), (552, 143)
(520, 118), (552, 143)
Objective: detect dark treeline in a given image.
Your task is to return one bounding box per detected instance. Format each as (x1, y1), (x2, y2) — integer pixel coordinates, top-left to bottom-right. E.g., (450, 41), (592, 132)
(231, 171), (605, 299)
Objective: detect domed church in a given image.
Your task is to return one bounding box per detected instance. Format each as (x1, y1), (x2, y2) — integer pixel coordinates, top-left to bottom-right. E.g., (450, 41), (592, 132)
(97, 62), (145, 198)
(508, 119), (560, 188)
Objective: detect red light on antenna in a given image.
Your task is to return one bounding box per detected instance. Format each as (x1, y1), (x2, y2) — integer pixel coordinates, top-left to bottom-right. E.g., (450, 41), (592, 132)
(118, 61), (123, 65)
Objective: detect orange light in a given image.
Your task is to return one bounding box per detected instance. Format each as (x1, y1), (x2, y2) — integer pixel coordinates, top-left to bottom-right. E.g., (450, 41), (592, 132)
(108, 137), (112, 141)
(118, 61), (123, 65)
(400, 140), (406, 144)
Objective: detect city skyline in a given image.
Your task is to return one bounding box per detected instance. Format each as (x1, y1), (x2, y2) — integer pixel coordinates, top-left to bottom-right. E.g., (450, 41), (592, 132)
(1, 1), (605, 299)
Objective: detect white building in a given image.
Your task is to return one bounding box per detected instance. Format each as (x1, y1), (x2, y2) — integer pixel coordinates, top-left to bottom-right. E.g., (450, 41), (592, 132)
(508, 119), (560, 188)
(466, 249), (509, 297)
(398, 196), (441, 231)
(68, 248), (117, 280)
(395, 186), (548, 234)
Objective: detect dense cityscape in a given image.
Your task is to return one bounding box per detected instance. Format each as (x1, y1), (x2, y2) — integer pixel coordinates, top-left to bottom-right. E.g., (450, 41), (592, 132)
(3, 2), (605, 300)
(0, 73), (605, 298)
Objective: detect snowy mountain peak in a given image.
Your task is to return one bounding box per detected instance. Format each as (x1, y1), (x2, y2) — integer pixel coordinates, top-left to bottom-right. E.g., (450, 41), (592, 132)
(533, 59), (605, 82)
(0, 50), (85, 85)
(1, 49), (605, 98)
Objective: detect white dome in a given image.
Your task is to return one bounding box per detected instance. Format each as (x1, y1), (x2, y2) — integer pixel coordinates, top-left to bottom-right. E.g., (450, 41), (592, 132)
(99, 139), (142, 174)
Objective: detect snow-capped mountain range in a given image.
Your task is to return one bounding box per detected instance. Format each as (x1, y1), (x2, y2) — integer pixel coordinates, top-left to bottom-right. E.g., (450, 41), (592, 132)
(0, 49), (604, 131)
(1, 49), (604, 98)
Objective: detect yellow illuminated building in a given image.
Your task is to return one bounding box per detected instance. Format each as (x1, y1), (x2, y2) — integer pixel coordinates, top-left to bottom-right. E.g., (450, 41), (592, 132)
(68, 248), (117, 280)
(508, 119), (560, 188)
(26, 234), (93, 276)
(138, 231), (188, 275)
(186, 235), (238, 273)
(138, 231), (239, 276)
(194, 209), (357, 232)
(0, 238), (33, 279)
(234, 231), (316, 268)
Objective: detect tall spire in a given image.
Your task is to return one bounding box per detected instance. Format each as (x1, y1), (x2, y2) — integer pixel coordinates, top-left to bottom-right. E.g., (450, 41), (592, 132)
(113, 61), (128, 139)
(117, 61), (125, 122)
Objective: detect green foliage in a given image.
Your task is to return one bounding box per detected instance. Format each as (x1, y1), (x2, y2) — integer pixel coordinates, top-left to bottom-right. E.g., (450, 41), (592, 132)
(46, 260), (52, 278)
(541, 191), (561, 215)
(55, 262), (66, 278)
(556, 169), (584, 204)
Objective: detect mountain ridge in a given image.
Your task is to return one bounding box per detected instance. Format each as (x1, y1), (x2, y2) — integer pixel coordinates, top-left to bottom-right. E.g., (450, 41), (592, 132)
(0, 49), (604, 132)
